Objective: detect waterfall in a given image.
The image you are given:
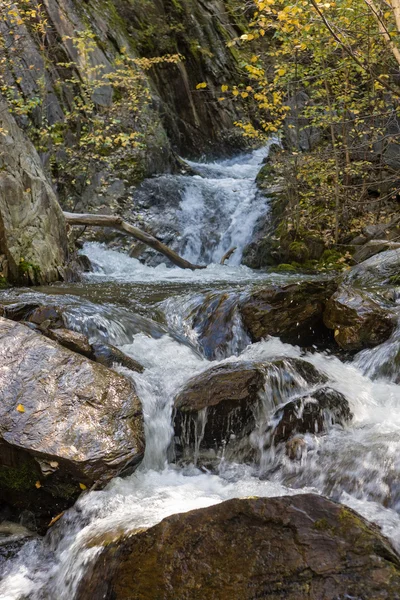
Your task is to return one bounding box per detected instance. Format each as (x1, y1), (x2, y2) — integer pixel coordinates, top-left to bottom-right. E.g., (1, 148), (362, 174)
(132, 144), (273, 266)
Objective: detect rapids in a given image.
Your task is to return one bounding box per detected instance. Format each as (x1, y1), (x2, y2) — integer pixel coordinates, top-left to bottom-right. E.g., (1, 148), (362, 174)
(1, 148), (400, 599)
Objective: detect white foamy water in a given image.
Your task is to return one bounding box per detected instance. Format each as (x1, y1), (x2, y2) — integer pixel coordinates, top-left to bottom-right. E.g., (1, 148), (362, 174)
(181, 145), (273, 265)
(2, 330), (400, 600)
(1, 148), (400, 599)
(84, 241), (269, 283)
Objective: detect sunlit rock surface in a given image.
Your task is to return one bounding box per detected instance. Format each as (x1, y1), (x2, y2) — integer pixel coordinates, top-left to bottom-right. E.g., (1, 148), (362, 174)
(0, 317), (144, 527)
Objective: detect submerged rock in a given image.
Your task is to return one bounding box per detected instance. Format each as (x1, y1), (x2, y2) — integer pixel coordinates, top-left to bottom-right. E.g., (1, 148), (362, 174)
(76, 495), (400, 600)
(271, 387), (352, 444)
(189, 291), (248, 360)
(239, 280), (336, 347)
(324, 286), (396, 351)
(0, 522), (36, 567)
(0, 317), (144, 528)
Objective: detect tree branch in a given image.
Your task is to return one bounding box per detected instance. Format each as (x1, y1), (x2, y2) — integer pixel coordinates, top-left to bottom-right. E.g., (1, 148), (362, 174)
(308, 0), (400, 99)
(64, 212), (206, 270)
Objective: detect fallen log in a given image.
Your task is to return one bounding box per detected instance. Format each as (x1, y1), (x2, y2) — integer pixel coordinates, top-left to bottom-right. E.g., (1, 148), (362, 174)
(220, 247), (237, 265)
(365, 239), (400, 249)
(64, 212), (206, 270)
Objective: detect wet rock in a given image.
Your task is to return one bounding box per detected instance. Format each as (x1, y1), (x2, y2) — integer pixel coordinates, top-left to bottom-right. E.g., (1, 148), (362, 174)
(27, 305), (66, 329)
(91, 342), (144, 373)
(345, 248), (400, 286)
(189, 292), (248, 359)
(0, 522), (36, 568)
(324, 286), (396, 350)
(1, 302), (41, 321)
(174, 362), (264, 456)
(285, 436), (307, 460)
(271, 387), (352, 445)
(76, 495), (400, 600)
(0, 317), (144, 529)
(174, 357), (327, 462)
(45, 328), (93, 358)
(76, 254), (92, 273)
(239, 280), (336, 346)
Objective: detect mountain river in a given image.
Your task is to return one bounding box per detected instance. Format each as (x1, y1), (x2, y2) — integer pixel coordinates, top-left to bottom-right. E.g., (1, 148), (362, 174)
(1, 147), (400, 599)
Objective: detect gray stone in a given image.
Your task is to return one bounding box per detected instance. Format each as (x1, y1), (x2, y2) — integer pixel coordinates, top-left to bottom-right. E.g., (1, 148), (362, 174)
(0, 101), (68, 284)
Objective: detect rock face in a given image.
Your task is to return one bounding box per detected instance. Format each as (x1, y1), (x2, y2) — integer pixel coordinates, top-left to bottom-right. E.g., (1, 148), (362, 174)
(1, 0), (252, 213)
(239, 281), (336, 346)
(0, 102), (68, 285)
(173, 358), (346, 463)
(76, 494), (400, 600)
(324, 286), (396, 350)
(0, 317), (144, 526)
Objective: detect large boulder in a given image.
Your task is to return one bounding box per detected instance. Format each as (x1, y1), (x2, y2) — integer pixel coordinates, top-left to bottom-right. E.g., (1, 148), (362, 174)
(324, 286), (397, 351)
(0, 101), (69, 285)
(76, 494), (400, 600)
(173, 358), (332, 463)
(0, 317), (144, 528)
(239, 281), (336, 346)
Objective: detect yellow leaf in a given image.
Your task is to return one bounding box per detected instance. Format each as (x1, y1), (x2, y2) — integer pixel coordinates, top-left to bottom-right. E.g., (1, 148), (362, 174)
(48, 511), (65, 528)
(241, 92), (249, 98)
(195, 82), (207, 89)
(221, 84), (228, 92)
(232, 89), (239, 96)
(79, 483), (87, 490)
(35, 481), (41, 489)
(16, 404), (25, 413)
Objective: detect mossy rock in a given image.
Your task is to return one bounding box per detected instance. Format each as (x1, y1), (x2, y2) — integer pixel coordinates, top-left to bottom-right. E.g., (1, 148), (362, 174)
(275, 263), (297, 272)
(288, 241), (310, 263)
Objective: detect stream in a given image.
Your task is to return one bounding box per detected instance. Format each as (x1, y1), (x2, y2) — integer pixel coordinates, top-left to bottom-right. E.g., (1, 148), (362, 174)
(1, 148), (400, 599)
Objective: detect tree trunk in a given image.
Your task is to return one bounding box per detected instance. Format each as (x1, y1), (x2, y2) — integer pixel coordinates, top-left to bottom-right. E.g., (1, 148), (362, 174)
(64, 212), (206, 270)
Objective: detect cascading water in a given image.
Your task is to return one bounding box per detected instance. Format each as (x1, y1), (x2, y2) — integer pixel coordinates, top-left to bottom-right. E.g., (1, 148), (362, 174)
(132, 144), (273, 266)
(1, 147), (400, 599)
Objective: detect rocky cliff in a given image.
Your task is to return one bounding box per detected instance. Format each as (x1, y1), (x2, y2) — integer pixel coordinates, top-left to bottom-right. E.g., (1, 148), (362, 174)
(1, 0), (253, 212)
(0, 101), (69, 285)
